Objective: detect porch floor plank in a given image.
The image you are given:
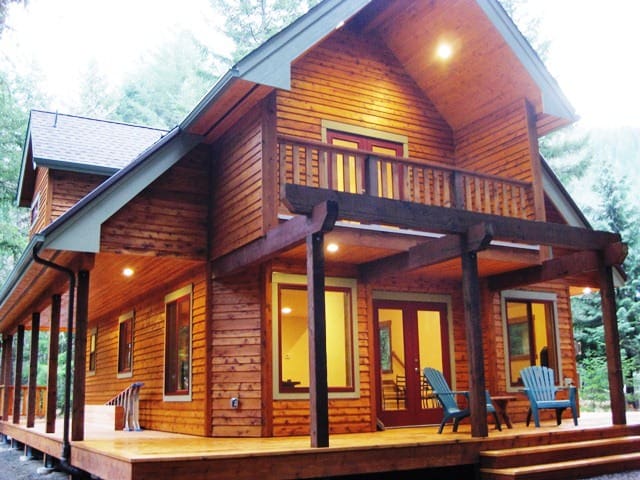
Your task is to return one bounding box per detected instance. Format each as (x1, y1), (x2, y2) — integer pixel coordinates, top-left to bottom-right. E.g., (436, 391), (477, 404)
(1, 412), (639, 480)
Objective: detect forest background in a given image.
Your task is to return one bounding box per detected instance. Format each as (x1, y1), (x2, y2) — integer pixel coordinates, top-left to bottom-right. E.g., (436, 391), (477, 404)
(0, 0), (639, 409)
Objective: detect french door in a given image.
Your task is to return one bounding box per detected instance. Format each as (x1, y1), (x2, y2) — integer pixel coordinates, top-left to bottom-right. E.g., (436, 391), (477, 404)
(374, 299), (451, 427)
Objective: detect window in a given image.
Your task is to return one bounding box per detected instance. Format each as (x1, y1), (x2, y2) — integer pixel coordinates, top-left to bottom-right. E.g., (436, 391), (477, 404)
(88, 328), (97, 374)
(164, 285), (192, 401)
(117, 312), (134, 378)
(502, 291), (559, 387)
(30, 193), (40, 226)
(272, 273), (359, 398)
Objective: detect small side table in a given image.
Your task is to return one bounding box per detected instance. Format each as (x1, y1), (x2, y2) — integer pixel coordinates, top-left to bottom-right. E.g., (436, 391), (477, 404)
(491, 395), (517, 429)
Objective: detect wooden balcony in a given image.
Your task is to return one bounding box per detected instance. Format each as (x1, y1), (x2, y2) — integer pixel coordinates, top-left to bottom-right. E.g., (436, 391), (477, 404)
(278, 135), (534, 220)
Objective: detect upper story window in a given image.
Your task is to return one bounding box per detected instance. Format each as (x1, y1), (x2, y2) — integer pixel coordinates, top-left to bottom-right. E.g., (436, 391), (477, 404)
(117, 312), (134, 378)
(30, 193), (40, 227)
(164, 285), (192, 401)
(502, 291), (559, 388)
(272, 272), (359, 399)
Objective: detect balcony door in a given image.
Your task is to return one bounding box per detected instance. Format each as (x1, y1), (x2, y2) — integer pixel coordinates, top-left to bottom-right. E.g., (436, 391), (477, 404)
(326, 130), (403, 196)
(374, 299), (451, 427)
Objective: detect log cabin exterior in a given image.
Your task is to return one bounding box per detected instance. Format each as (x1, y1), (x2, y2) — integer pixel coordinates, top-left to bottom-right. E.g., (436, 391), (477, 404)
(0, 0), (630, 476)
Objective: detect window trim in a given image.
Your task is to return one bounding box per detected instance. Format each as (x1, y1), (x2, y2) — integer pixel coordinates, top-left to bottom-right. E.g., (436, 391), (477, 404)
(321, 119), (409, 157)
(500, 290), (561, 393)
(88, 327), (97, 376)
(117, 311), (134, 379)
(163, 284), (193, 402)
(272, 272), (360, 400)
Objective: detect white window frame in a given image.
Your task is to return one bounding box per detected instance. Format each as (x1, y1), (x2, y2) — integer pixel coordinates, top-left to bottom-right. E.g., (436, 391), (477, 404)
(272, 272), (360, 400)
(163, 284), (193, 402)
(117, 311), (134, 379)
(500, 290), (562, 393)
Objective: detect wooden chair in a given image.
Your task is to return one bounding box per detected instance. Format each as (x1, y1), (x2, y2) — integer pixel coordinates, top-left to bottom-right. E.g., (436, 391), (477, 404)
(520, 366), (578, 427)
(423, 367), (501, 433)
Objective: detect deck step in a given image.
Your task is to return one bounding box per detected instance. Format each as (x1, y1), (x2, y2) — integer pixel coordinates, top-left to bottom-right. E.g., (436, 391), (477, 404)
(480, 452), (640, 480)
(480, 436), (640, 480)
(481, 435), (640, 469)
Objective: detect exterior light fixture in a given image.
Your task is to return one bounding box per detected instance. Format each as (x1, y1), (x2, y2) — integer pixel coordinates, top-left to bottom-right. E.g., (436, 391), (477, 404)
(281, 307), (292, 315)
(327, 243), (339, 253)
(122, 267), (134, 277)
(436, 42), (453, 60)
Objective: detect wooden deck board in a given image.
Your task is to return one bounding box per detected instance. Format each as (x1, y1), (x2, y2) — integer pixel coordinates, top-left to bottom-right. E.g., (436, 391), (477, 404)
(2, 412), (640, 479)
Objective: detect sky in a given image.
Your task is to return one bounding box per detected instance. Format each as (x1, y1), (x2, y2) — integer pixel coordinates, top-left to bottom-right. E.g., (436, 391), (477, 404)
(1, 0), (640, 129)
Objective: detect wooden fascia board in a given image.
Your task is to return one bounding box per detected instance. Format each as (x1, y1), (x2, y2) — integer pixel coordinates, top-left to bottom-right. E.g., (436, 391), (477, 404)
(41, 130), (202, 253)
(360, 223), (494, 281)
(212, 201), (338, 278)
(487, 242), (627, 291)
(16, 116), (35, 208)
(476, 0), (576, 124)
(283, 184), (621, 251)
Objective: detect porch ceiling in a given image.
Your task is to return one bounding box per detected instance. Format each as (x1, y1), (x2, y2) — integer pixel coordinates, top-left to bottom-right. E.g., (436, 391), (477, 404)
(278, 225), (541, 281)
(0, 250), (202, 334)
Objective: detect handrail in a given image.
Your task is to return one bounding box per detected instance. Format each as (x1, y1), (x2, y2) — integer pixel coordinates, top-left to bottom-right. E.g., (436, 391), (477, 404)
(278, 134), (531, 188)
(0, 385), (47, 418)
(106, 382), (144, 431)
(277, 135), (533, 220)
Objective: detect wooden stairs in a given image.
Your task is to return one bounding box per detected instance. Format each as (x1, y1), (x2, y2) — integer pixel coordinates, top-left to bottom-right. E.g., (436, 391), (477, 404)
(480, 435), (640, 479)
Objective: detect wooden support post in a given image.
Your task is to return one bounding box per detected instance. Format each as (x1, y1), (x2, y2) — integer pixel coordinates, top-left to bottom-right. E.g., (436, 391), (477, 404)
(599, 259), (626, 425)
(27, 312), (40, 428)
(12, 325), (25, 424)
(452, 171), (465, 210)
(72, 270), (89, 441)
(1, 334), (12, 420)
(46, 295), (61, 434)
(461, 235), (488, 438)
(307, 231), (329, 448)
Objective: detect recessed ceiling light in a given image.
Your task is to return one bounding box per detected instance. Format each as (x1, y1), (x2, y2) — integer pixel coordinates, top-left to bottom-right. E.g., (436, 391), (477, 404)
(436, 43), (453, 60)
(327, 243), (339, 253)
(122, 267), (134, 277)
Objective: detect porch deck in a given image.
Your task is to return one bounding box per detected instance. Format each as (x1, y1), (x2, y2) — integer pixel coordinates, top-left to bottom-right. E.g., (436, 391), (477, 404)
(2, 412), (640, 479)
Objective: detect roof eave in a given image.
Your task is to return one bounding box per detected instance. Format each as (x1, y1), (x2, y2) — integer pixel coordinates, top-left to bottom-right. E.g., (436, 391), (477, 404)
(477, 0), (578, 126)
(180, 0), (372, 132)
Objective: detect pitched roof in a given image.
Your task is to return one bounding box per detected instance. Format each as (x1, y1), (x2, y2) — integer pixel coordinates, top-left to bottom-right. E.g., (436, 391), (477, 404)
(29, 110), (167, 171)
(17, 111), (167, 206)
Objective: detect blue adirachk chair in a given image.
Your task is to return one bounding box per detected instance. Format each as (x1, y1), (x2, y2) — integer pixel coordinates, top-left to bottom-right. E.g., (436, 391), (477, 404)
(520, 365), (578, 427)
(423, 367), (501, 433)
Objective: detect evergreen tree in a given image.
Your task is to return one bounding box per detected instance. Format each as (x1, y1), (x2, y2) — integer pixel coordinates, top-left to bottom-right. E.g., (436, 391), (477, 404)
(213, 0), (321, 63)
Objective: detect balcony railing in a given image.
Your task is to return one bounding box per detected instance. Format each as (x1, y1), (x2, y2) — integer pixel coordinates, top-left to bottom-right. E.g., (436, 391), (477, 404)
(278, 135), (533, 220)
(0, 385), (47, 417)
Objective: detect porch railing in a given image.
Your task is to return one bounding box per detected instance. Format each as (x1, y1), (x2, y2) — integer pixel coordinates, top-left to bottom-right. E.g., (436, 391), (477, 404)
(0, 385), (47, 418)
(278, 135), (533, 219)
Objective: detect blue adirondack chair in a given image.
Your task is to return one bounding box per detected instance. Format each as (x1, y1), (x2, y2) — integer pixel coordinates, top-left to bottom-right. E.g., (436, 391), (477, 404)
(520, 366), (578, 427)
(423, 367), (501, 433)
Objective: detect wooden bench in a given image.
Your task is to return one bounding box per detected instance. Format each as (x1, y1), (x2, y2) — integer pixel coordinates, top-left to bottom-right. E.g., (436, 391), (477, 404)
(85, 404), (125, 430)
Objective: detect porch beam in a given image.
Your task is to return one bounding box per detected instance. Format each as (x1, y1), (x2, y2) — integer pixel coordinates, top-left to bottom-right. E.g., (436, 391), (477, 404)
(461, 234), (488, 438)
(360, 222), (494, 281)
(26, 312), (40, 428)
(12, 325), (24, 424)
(213, 200), (339, 278)
(1, 334), (12, 420)
(599, 257), (626, 425)
(46, 294), (61, 433)
(283, 185), (620, 251)
(72, 270), (89, 441)
(487, 242), (627, 291)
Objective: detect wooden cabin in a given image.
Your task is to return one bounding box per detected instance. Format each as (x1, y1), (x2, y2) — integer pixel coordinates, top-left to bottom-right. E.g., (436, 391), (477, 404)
(0, 0), (629, 474)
